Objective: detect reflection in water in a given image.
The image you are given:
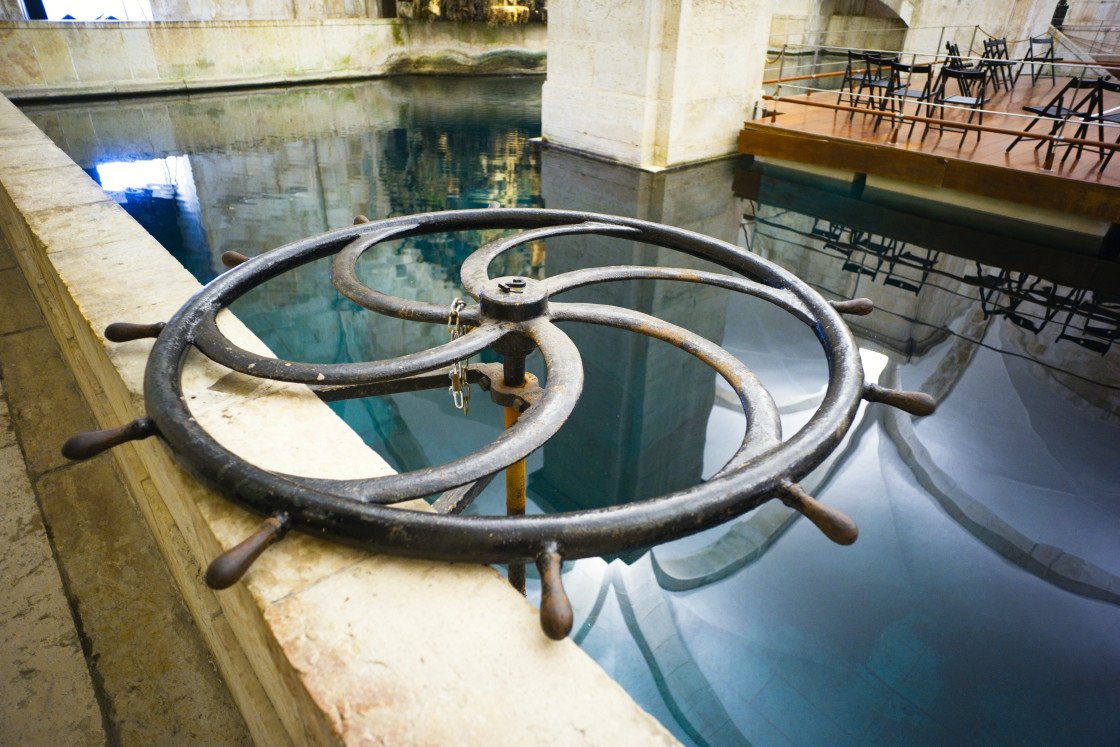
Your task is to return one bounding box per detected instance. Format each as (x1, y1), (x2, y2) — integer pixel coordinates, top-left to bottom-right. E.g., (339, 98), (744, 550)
(21, 77), (1120, 746)
(760, 213), (1120, 356)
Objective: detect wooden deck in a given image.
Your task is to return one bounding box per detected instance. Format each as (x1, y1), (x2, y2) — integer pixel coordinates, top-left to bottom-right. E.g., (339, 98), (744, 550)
(739, 77), (1120, 224)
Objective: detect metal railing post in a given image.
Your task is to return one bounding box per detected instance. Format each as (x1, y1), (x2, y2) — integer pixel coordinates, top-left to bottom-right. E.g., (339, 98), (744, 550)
(774, 43), (787, 116)
(809, 44), (820, 98)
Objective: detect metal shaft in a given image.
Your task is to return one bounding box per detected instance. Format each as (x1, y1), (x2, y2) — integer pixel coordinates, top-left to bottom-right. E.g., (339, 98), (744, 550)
(503, 353), (528, 594)
(505, 404), (527, 594)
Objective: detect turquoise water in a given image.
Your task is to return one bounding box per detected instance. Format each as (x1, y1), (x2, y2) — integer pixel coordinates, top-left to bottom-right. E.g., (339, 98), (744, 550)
(23, 76), (1120, 746)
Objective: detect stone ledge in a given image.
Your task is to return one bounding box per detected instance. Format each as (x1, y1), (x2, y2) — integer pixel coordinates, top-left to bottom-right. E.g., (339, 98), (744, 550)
(0, 93), (677, 746)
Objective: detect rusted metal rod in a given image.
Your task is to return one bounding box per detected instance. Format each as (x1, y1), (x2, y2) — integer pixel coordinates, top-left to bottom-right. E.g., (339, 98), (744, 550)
(762, 69), (848, 86)
(505, 403), (527, 595)
(762, 60), (949, 86)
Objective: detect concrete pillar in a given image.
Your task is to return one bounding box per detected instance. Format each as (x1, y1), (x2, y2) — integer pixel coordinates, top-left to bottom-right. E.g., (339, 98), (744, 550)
(542, 0), (775, 169)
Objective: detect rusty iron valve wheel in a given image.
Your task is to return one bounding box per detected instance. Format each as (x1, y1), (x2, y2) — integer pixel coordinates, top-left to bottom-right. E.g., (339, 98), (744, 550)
(63, 208), (936, 640)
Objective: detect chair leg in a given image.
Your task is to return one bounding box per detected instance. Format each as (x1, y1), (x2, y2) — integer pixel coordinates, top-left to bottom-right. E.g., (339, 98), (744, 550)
(921, 104), (937, 142)
(1061, 120), (1088, 164)
(1007, 109), (1048, 153)
(960, 107), (980, 148)
(1099, 138), (1119, 172)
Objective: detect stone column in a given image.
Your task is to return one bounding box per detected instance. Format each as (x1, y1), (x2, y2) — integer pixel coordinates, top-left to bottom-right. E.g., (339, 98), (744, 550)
(542, 0), (775, 169)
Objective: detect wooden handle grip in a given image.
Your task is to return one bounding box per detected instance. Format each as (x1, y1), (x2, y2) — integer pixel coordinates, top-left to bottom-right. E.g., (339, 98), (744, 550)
(863, 383), (937, 416)
(104, 322), (165, 342)
(831, 298), (875, 316)
(780, 481), (859, 546)
(62, 418), (155, 460)
(221, 251), (250, 268)
(205, 515), (289, 590)
(536, 543), (573, 640)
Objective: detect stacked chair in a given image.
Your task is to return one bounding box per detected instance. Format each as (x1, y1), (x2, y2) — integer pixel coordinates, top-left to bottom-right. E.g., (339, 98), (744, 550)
(944, 41), (975, 71)
(981, 38), (1017, 92)
(838, 50), (896, 117)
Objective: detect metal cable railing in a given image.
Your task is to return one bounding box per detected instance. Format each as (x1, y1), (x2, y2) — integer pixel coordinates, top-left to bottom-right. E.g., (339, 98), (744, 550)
(757, 41), (1120, 165)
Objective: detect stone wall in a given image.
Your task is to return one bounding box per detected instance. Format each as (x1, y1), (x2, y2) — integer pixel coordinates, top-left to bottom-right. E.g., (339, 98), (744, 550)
(0, 19), (545, 100)
(1064, 0), (1120, 28)
(901, 0), (1052, 58)
(149, 0), (385, 20)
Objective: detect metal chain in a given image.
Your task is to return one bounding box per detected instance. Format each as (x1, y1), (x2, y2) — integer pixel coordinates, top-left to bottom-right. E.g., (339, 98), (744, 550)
(447, 298), (470, 415)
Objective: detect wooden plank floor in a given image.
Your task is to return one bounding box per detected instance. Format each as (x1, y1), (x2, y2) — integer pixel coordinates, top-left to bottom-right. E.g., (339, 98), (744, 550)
(740, 75), (1120, 223)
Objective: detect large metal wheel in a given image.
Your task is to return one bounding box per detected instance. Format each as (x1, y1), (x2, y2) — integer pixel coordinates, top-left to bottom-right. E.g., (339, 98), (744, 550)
(64, 208), (935, 638)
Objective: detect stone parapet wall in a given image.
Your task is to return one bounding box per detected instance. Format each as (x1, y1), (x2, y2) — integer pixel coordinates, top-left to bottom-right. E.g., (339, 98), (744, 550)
(0, 19), (545, 100)
(0, 92), (676, 746)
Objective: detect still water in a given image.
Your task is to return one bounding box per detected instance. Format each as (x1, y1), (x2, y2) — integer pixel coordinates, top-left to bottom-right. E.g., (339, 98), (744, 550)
(23, 76), (1120, 746)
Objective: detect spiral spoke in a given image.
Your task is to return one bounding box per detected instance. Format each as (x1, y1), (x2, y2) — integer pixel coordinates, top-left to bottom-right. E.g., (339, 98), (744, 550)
(460, 221), (640, 295)
(545, 265), (815, 325)
(192, 309), (505, 385)
(332, 230), (479, 324)
(550, 301), (783, 472)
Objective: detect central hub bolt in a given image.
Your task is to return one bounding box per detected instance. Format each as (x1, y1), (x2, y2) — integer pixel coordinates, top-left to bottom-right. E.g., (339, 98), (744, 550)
(479, 276), (549, 322)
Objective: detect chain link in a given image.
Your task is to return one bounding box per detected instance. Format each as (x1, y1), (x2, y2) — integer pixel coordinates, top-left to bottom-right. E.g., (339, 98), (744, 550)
(448, 298), (470, 415)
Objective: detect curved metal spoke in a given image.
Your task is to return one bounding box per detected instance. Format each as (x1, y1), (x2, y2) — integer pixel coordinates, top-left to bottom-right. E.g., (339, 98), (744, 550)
(148, 316), (584, 508)
(545, 265), (815, 325)
(293, 319), (583, 502)
(550, 301), (783, 472)
(191, 309), (505, 385)
(332, 231), (480, 324)
(460, 222), (640, 295)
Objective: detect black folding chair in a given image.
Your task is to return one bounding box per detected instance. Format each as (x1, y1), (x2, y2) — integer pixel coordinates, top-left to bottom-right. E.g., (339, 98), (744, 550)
(1055, 77), (1110, 164)
(1083, 78), (1120, 172)
(857, 52), (897, 115)
(923, 67), (989, 147)
(837, 51), (870, 116)
(981, 38), (1016, 92)
(1005, 77), (1101, 161)
(875, 60), (934, 136)
(1014, 36), (1056, 86)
